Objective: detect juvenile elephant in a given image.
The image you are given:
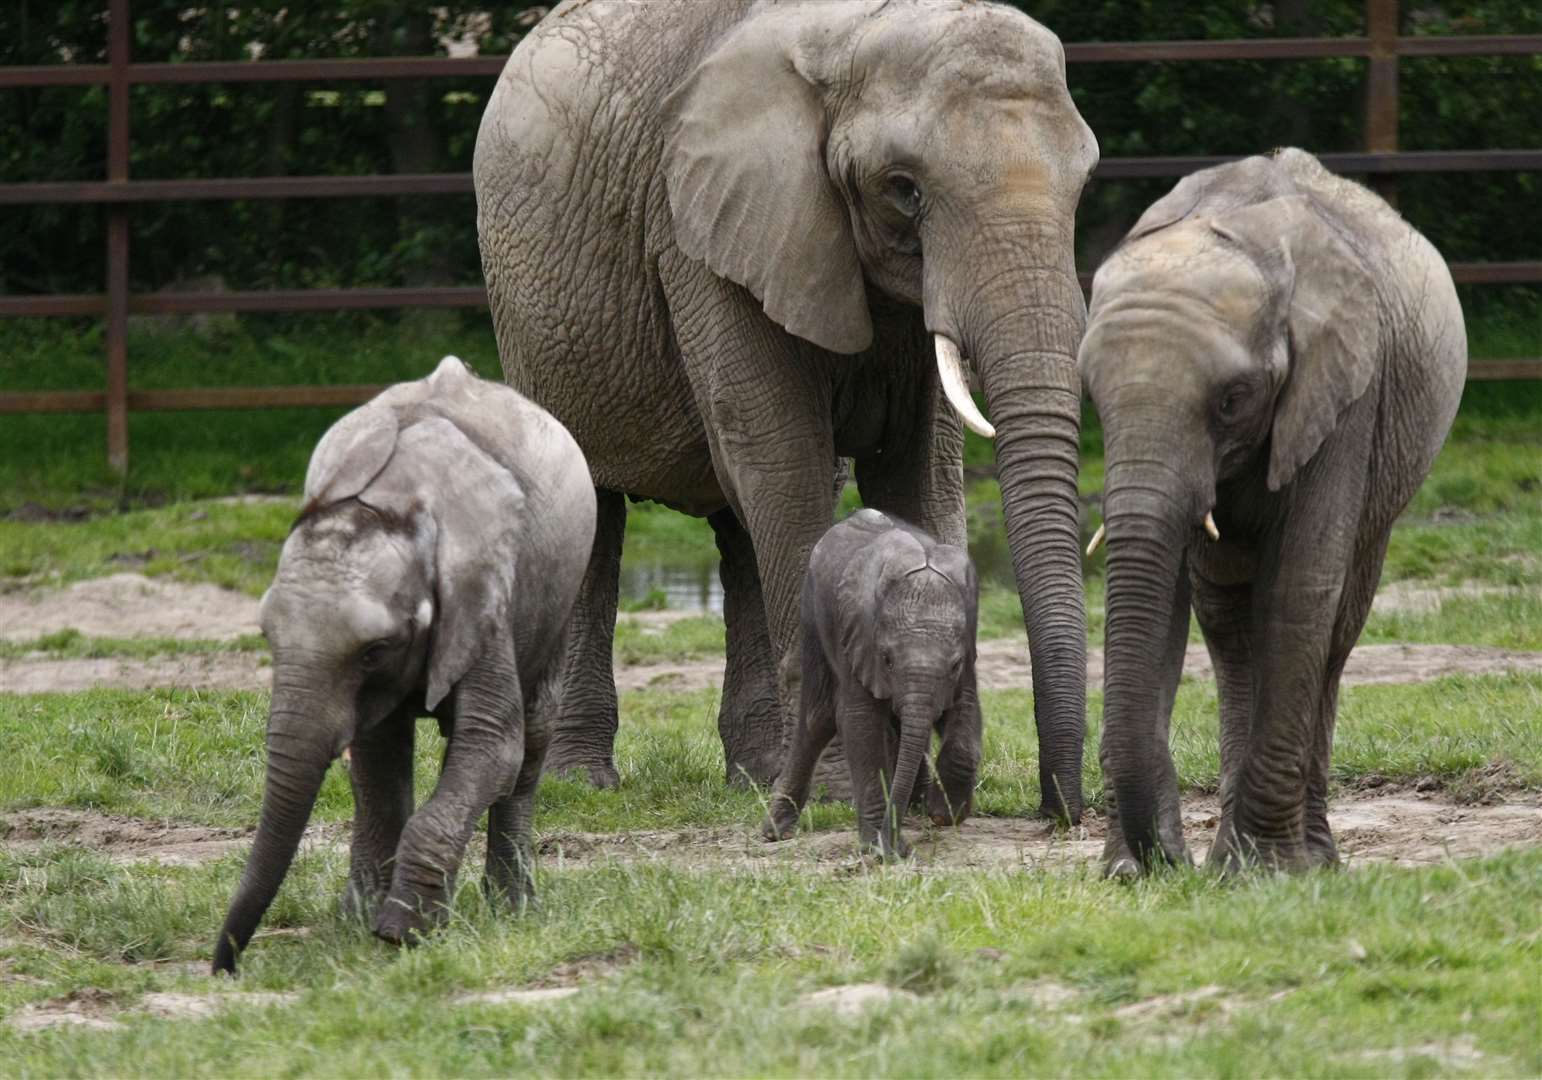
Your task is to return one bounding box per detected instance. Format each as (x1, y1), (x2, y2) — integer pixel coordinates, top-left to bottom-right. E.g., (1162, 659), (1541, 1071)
(475, 0), (1097, 821)
(1079, 149), (1465, 875)
(763, 510), (981, 859)
(212, 357), (596, 973)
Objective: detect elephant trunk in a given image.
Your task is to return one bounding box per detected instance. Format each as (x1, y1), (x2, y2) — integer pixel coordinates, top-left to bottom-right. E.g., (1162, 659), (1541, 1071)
(1098, 459), (1190, 866)
(212, 698), (338, 974)
(950, 230), (1088, 824)
(891, 694), (936, 841)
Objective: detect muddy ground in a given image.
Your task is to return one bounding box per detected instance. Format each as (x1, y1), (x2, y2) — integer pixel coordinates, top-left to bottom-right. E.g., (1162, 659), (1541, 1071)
(4, 574), (1540, 694)
(5, 790), (1538, 876)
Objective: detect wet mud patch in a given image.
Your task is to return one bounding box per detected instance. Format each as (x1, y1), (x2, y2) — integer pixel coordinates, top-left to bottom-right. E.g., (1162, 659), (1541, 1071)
(0, 808), (343, 867)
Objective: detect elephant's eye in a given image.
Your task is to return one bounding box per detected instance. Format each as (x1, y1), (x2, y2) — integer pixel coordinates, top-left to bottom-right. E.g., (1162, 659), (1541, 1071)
(883, 174), (922, 217)
(882, 651), (894, 671)
(1217, 387), (1247, 420)
(360, 641), (393, 669)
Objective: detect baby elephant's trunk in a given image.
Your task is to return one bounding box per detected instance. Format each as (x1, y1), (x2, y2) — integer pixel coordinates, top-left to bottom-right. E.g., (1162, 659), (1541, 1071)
(889, 696), (936, 844)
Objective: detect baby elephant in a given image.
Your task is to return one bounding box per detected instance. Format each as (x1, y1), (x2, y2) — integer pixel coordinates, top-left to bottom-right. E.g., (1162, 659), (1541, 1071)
(763, 510), (981, 858)
(213, 356), (596, 974)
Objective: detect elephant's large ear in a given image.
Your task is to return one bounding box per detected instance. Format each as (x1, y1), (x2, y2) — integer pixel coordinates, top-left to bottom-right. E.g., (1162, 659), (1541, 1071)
(662, 8), (872, 355)
(383, 418), (526, 711)
(837, 528), (929, 697)
(1211, 195), (1381, 491)
(304, 401), (399, 506)
(1123, 154), (1298, 247)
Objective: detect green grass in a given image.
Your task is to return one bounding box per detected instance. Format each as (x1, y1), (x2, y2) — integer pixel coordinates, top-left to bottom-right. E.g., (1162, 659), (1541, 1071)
(3, 675), (1536, 834)
(0, 842), (1537, 1074)
(0, 629), (267, 661)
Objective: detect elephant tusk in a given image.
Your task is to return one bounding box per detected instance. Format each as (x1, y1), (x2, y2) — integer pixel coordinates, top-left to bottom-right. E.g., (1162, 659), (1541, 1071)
(1203, 511), (1220, 541)
(934, 335), (995, 439)
(1085, 523), (1105, 557)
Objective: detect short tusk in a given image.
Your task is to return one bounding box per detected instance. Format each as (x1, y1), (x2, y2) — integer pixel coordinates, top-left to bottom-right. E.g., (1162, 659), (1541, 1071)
(1203, 511), (1220, 541)
(934, 335), (995, 439)
(1085, 523), (1105, 557)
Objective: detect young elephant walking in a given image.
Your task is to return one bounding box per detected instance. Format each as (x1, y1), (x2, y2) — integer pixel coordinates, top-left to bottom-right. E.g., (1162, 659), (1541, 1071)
(213, 357), (596, 973)
(763, 510), (982, 858)
(1081, 148), (1465, 875)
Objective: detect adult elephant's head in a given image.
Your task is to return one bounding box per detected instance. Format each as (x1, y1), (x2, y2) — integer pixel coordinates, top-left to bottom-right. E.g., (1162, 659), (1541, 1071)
(1080, 157), (1381, 867)
(662, 1), (1098, 821)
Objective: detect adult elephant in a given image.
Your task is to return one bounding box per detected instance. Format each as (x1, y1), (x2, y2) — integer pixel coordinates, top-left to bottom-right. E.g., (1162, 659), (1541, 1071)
(474, 0), (1097, 821)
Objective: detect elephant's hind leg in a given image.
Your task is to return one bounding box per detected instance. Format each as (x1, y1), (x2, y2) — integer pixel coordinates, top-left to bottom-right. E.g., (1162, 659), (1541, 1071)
(343, 707), (416, 918)
(485, 659), (557, 911)
(762, 628), (837, 841)
(546, 488), (626, 789)
(711, 507), (784, 788)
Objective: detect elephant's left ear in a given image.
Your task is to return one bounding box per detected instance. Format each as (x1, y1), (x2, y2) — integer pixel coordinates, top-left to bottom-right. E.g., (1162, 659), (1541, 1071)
(661, 6), (873, 355)
(305, 400), (400, 506)
(385, 419), (526, 712)
(1212, 196), (1381, 491)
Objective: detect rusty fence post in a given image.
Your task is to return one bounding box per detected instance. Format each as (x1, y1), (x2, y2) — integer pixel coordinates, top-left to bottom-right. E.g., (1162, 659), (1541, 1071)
(105, 0), (131, 474)
(1365, 0), (1400, 205)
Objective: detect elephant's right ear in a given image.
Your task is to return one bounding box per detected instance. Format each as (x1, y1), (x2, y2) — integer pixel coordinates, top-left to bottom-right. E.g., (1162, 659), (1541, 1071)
(662, 8), (872, 355)
(1122, 154), (1297, 247)
(837, 529), (928, 698)
(304, 402), (399, 505)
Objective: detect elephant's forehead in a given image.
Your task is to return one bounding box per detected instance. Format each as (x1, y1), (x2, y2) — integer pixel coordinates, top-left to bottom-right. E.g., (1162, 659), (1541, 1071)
(268, 530), (414, 642)
(1094, 226), (1268, 328)
(849, 3), (1060, 96)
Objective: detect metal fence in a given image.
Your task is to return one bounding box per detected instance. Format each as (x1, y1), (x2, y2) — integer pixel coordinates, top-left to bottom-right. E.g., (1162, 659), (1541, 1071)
(1, 0), (1538, 472)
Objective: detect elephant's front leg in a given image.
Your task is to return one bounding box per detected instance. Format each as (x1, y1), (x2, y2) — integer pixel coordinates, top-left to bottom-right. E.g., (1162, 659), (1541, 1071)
(710, 507), (784, 787)
(929, 665), (982, 827)
(342, 708), (416, 919)
(1191, 575), (1255, 872)
(1102, 566), (1192, 877)
(839, 687), (910, 860)
(547, 488), (626, 789)
(376, 653), (523, 945)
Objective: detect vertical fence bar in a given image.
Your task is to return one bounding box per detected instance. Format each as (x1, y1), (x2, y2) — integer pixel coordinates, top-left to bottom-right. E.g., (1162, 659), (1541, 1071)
(105, 0), (130, 474)
(1365, 0), (1400, 204)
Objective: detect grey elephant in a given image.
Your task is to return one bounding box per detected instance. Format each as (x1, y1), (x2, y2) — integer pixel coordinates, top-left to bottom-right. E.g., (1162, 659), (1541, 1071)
(1079, 148), (1465, 875)
(212, 357), (596, 973)
(762, 510), (981, 859)
(474, 0), (1097, 821)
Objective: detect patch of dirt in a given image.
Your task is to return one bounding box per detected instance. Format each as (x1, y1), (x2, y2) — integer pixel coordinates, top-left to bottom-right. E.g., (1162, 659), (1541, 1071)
(138, 991), (298, 1020)
(6, 987), (124, 1032)
(537, 943), (640, 988)
(0, 808), (343, 867)
(0, 573), (259, 642)
(1348, 1037), (1488, 1069)
(799, 983), (917, 1016)
(1112, 984), (1226, 1021)
(538, 792), (1541, 874)
(0, 653), (270, 694)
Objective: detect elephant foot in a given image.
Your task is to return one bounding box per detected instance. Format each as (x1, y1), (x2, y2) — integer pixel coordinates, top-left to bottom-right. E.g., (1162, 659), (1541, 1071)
(481, 871), (536, 915)
(1305, 818), (1340, 869)
(1102, 821), (1190, 878)
(340, 877), (388, 921)
(543, 742), (620, 789)
(926, 778), (972, 828)
(1206, 823), (1310, 875)
(725, 745), (782, 790)
(372, 891), (446, 946)
(760, 795), (802, 842)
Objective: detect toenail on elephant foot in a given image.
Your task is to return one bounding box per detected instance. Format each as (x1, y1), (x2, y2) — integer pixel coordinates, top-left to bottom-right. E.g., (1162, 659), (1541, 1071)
(372, 896), (438, 946)
(1103, 855), (1141, 880)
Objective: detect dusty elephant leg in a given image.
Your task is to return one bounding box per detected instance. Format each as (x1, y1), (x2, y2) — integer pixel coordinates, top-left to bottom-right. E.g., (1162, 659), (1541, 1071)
(485, 661), (556, 910)
(840, 689), (910, 860)
(1191, 576), (1255, 873)
(342, 708), (416, 918)
(710, 508), (784, 788)
(376, 657), (522, 946)
(1102, 566), (1193, 877)
(763, 633), (838, 841)
(547, 488), (625, 789)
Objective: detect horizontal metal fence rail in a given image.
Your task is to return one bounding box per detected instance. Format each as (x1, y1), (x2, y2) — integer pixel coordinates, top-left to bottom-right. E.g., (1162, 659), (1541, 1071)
(0, 0), (1538, 470)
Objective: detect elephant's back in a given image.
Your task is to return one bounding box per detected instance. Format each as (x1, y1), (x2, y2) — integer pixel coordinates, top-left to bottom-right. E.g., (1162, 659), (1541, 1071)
(474, 2), (742, 513)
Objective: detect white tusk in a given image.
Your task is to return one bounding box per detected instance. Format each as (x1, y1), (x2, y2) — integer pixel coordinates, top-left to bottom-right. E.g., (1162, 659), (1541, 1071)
(1203, 511), (1220, 541)
(934, 335), (995, 439)
(1085, 523), (1105, 557)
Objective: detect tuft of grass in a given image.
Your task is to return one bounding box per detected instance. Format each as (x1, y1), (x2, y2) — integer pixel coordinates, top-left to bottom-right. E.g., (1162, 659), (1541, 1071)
(0, 629), (267, 661)
(3, 675), (1536, 833)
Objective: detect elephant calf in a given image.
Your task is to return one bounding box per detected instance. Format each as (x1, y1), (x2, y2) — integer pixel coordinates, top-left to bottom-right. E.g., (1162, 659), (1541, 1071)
(1081, 148), (1465, 875)
(762, 510), (982, 858)
(213, 357), (596, 973)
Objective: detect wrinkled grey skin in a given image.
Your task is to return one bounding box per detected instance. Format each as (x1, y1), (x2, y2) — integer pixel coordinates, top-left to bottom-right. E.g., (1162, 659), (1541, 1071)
(762, 510), (981, 858)
(212, 357), (596, 973)
(475, 0), (1096, 821)
(1080, 149), (1465, 875)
